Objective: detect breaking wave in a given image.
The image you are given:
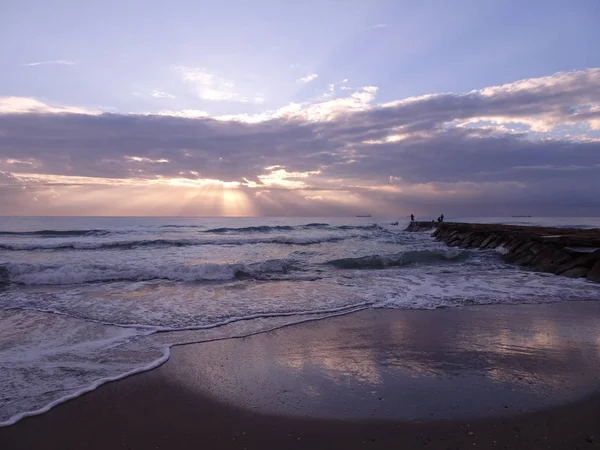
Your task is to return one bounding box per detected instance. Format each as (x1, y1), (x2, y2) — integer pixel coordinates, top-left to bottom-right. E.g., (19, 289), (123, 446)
(337, 224), (380, 230)
(0, 229), (110, 237)
(325, 249), (469, 269)
(157, 225), (205, 229)
(205, 225), (295, 233)
(0, 235), (346, 251)
(0, 222), (387, 242)
(303, 223), (330, 228)
(0, 259), (299, 285)
(203, 224), (381, 233)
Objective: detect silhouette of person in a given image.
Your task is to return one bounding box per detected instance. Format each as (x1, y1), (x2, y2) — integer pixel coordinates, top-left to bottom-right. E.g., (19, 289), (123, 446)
(410, 214), (414, 221)
(440, 214), (444, 222)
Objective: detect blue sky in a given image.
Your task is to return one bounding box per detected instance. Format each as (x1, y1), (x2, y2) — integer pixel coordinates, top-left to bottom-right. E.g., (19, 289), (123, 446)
(0, 0), (599, 216)
(3, 0), (598, 115)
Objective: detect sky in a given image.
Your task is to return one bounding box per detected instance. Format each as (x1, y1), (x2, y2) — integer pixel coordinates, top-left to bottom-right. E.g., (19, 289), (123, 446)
(1, 0), (599, 217)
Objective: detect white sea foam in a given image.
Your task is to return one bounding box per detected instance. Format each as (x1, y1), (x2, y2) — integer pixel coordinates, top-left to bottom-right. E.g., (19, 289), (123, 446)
(495, 245), (510, 255)
(0, 309), (166, 426)
(0, 279), (371, 329)
(361, 266), (600, 309)
(0, 305), (368, 426)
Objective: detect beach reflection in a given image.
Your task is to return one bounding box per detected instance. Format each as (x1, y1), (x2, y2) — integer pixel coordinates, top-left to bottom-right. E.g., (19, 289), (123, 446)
(278, 305), (600, 386)
(168, 302), (600, 420)
(277, 339), (383, 386)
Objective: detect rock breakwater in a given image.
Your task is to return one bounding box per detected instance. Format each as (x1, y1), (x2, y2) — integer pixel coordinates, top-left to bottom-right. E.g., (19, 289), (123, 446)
(406, 222), (600, 283)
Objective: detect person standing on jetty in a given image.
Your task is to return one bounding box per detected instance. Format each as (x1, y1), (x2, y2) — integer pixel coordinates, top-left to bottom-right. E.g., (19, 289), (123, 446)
(410, 214), (414, 221)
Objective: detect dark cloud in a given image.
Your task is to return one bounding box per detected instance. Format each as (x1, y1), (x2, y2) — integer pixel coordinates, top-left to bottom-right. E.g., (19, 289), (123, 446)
(0, 69), (599, 216)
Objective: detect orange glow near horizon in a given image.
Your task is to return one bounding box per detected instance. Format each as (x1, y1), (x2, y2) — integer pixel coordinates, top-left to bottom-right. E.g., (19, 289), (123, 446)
(0, 166), (453, 216)
(2, 172), (263, 216)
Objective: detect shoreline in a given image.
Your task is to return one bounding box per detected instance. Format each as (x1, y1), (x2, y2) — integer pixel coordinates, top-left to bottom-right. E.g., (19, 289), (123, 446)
(0, 303), (369, 428)
(2, 301), (600, 449)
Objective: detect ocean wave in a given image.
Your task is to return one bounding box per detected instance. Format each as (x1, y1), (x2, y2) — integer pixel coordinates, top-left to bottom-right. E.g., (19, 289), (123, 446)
(0, 258), (300, 285)
(0, 265), (8, 285)
(0, 235), (346, 251)
(0, 229), (110, 237)
(337, 224), (379, 230)
(204, 225), (295, 233)
(325, 249), (469, 269)
(303, 223), (330, 228)
(157, 224), (205, 229)
(201, 223), (382, 233)
(0, 223), (385, 242)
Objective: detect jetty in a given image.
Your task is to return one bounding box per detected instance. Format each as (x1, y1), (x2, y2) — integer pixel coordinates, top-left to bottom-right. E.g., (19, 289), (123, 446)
(405, 221), (600, 283)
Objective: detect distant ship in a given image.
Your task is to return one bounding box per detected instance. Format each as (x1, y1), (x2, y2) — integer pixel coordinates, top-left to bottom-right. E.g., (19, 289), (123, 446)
(512, 215), (532, 218)
(356, 214), (372, 217)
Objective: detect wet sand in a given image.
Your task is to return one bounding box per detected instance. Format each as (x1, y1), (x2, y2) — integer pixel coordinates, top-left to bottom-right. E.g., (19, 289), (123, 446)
(2, 302), (600, 449)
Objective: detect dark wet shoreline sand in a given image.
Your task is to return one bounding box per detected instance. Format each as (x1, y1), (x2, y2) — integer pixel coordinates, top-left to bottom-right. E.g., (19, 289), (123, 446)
(2, 302), (600, 449)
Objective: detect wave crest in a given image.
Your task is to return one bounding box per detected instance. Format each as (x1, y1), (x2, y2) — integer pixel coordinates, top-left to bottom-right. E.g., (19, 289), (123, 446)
(325, 249), (468, 269)
(205, 225), (295, 233)
(0, 258), (299, 285)
(0, 229), (110, 237)
(0, 235), (345, 251)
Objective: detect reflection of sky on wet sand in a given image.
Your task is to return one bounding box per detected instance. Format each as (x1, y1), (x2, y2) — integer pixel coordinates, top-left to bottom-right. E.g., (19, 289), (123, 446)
(167, 302), (600, 420)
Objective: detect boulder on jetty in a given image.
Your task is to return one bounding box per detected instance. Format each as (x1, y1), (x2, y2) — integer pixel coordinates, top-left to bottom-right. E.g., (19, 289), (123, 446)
(407, 222), (600, 283)
(404, 221), (437, 232)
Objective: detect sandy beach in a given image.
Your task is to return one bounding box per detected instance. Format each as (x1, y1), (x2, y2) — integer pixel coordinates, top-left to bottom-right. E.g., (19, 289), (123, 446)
(2, 301), (600, 449)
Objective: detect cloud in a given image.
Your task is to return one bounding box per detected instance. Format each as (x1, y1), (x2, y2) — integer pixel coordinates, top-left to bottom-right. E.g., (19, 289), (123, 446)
(150, 90), (175, 99)
(370, 24), (388, 29)
(152, 109), (209, 118)
(24, 60), (77, 67)
(0, 69), (599, 216)
(214, 85), (378, 123)
(297, 73), (319, 83)
(0, 97), (99, 115)
(174, 66), (265, 104)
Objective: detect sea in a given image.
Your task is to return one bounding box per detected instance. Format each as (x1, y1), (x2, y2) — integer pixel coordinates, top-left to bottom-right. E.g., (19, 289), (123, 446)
(1, 216), (600, 426)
